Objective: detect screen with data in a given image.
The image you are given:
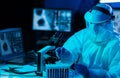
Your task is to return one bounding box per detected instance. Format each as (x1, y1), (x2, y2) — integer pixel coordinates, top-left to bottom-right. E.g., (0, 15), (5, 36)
(0, 28), (24, 61)
(32, 8), (72, 32)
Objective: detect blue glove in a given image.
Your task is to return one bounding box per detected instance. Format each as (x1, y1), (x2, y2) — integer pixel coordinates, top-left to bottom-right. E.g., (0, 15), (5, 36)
(55, 47), (71, 60)
(71, 64), (89, 78)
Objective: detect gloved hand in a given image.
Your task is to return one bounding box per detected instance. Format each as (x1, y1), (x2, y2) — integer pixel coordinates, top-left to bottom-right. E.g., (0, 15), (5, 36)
(88, 68), (110, 78)
(55, 47), (71, 59)
(71, 64), (89, 78)
(55, 47), (72, 63)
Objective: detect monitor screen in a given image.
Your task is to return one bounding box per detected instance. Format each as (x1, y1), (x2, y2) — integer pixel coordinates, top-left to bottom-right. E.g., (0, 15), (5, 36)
(0, 28), (24, 61)
(100, 0), (120, 3)
(113, 9), (120, 34)
(32, 8), (72, 32)
(99, 1), (120, 8)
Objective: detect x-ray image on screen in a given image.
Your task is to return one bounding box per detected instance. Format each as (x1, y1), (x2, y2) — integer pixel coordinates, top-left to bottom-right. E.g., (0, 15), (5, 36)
(0, 28), (24, 61)
(0, 32), (12, 56)
(32, 8), (72, 32)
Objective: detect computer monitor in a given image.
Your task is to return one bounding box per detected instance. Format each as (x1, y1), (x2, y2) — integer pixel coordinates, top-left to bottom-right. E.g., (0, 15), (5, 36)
(32, 8), (72, 32)
(99, 1), (120, 8)
(100, 0), (120, 3)
(0, 28), (24, 61)
(113, 9), (120, 34)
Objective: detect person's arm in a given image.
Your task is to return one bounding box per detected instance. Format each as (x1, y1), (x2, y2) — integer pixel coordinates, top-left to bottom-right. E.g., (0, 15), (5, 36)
(63, 32), (83, 64)
(108, 49), (120, 78)
(89, 50), (120, 78)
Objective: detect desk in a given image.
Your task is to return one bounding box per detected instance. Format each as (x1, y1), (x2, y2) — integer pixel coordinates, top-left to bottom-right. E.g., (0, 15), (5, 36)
(0, 64), (44, 78)
(0, 64), (83, 78)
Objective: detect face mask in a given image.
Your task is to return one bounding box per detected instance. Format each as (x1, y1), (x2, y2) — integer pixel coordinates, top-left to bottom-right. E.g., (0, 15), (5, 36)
(87, 21), (114, 43)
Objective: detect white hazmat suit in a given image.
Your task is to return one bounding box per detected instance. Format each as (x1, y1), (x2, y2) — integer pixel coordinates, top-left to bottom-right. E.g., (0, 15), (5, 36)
(56, 3), (120, 78)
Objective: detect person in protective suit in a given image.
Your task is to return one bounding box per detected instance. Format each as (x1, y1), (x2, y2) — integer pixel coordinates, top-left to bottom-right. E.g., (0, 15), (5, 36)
(55, 3), (120, 78)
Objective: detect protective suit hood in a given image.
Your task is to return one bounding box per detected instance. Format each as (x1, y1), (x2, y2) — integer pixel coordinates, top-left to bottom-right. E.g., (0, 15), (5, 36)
(84, 3), (114, 24)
